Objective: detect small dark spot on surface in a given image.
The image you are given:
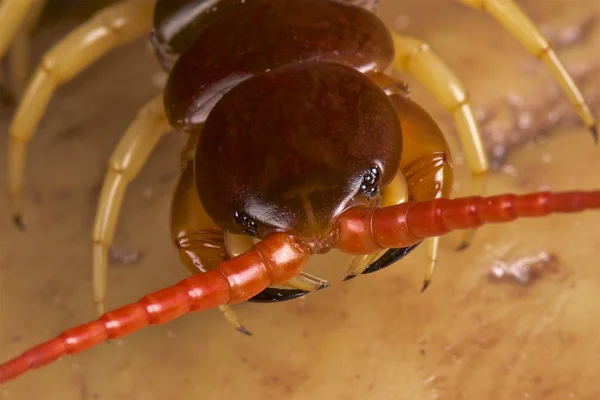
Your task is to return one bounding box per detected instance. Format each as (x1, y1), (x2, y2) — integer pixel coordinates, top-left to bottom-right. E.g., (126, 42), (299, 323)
(54, 124), (83, 142)
(338, 309), (349, 321)
(420, 348), (426, 356)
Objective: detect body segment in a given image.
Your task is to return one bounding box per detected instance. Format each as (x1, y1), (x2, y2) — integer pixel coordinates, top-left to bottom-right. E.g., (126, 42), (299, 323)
(163, 0), (394, 128)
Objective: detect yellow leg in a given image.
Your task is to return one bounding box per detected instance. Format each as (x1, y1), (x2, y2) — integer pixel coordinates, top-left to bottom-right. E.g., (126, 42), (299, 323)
(8, 0), (46, 98)
(458, 0), (597, 140)
(216, 269), (328, 335)
(218, 270), (327, 335)
(390, 33), (488, 177)
(218, 305), (252, 336)
(390, 33), (486, 255)
(7, 0), (155, 227)
(92, 94), (169, 315)
(0, 0), (37, 62)
(282, 272), (330, 292)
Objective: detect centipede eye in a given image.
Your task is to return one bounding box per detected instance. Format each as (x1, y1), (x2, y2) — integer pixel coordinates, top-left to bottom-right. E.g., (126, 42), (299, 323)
(233, 211), (259, 237)
(360, 166), (381, 198)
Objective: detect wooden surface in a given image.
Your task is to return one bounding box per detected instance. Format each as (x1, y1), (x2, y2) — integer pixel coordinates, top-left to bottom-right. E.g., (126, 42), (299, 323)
(1, 1), (599, 398)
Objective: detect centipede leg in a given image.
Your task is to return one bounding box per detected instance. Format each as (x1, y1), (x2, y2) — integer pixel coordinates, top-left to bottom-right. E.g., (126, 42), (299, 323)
(458, 0), (597, 141)
(7, 0), (46, 98)
(93, 94), (169, 315)
(0, 0), (37, 104)
(404, 154), (454, 291)
(389, 32), (488, 251)
(388, 92), (455, 290)
(6, 0), (154, 227)
(0, 0), (36, 63)
(283, 272), (330, 291)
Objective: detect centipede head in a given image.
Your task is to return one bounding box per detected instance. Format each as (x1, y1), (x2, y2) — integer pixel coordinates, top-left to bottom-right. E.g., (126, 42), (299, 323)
(194, 61), (403, 250)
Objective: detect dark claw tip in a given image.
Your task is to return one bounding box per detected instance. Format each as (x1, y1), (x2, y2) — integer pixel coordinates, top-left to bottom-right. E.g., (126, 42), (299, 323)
(591, 125), (598, 145)
(317, 282), (331, 291)
(13, 214), (26, 231)
(420, 280), (431, 293)
(456, 242), (470, 252)
(237, 326), (253, 336)
(343, 274), (357, 282)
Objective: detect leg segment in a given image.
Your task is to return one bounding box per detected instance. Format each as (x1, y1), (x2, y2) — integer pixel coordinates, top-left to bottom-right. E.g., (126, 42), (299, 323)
(350, 83), (456, 287)
(0, 0), (37, 63)
(93, 94), (169, 315)
(7, 0), (46, 98)
(393, 93), (456, 290)
(386, 34), (488, 250)
(0, 0), (40, 104)
(458, 0), (598, 140)
(7, 0), (155, 225)
(387, 33), (489, 178)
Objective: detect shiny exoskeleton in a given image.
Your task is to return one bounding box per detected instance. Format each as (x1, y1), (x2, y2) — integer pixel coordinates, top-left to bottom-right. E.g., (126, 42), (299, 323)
(0, 0), (599, 384)
(155, 0), (449, 303)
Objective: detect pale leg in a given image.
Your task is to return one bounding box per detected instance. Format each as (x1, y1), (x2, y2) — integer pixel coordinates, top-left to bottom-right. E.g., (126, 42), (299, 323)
(7, 0), (155, 226)
(218, 305), (252, 335)
(8, 0), (46, 97)
(458, 0), (597, 140)
(0, 0), (37, 62)
(92, 94), (169, 315)
(0, 0), (38, 104)
(390, 33), (486, 259)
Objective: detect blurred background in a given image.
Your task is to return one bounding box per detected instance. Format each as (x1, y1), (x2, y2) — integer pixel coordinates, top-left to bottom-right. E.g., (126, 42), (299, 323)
(0, 0), (599, 398)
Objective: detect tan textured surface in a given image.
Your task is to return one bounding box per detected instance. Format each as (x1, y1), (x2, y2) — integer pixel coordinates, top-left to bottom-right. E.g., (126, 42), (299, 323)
(1, 1), (599, 399)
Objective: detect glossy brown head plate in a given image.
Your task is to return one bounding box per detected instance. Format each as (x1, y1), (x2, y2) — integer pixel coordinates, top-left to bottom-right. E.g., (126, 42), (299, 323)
(195, 61), (402, 244)
(164, 0), (394, 129)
